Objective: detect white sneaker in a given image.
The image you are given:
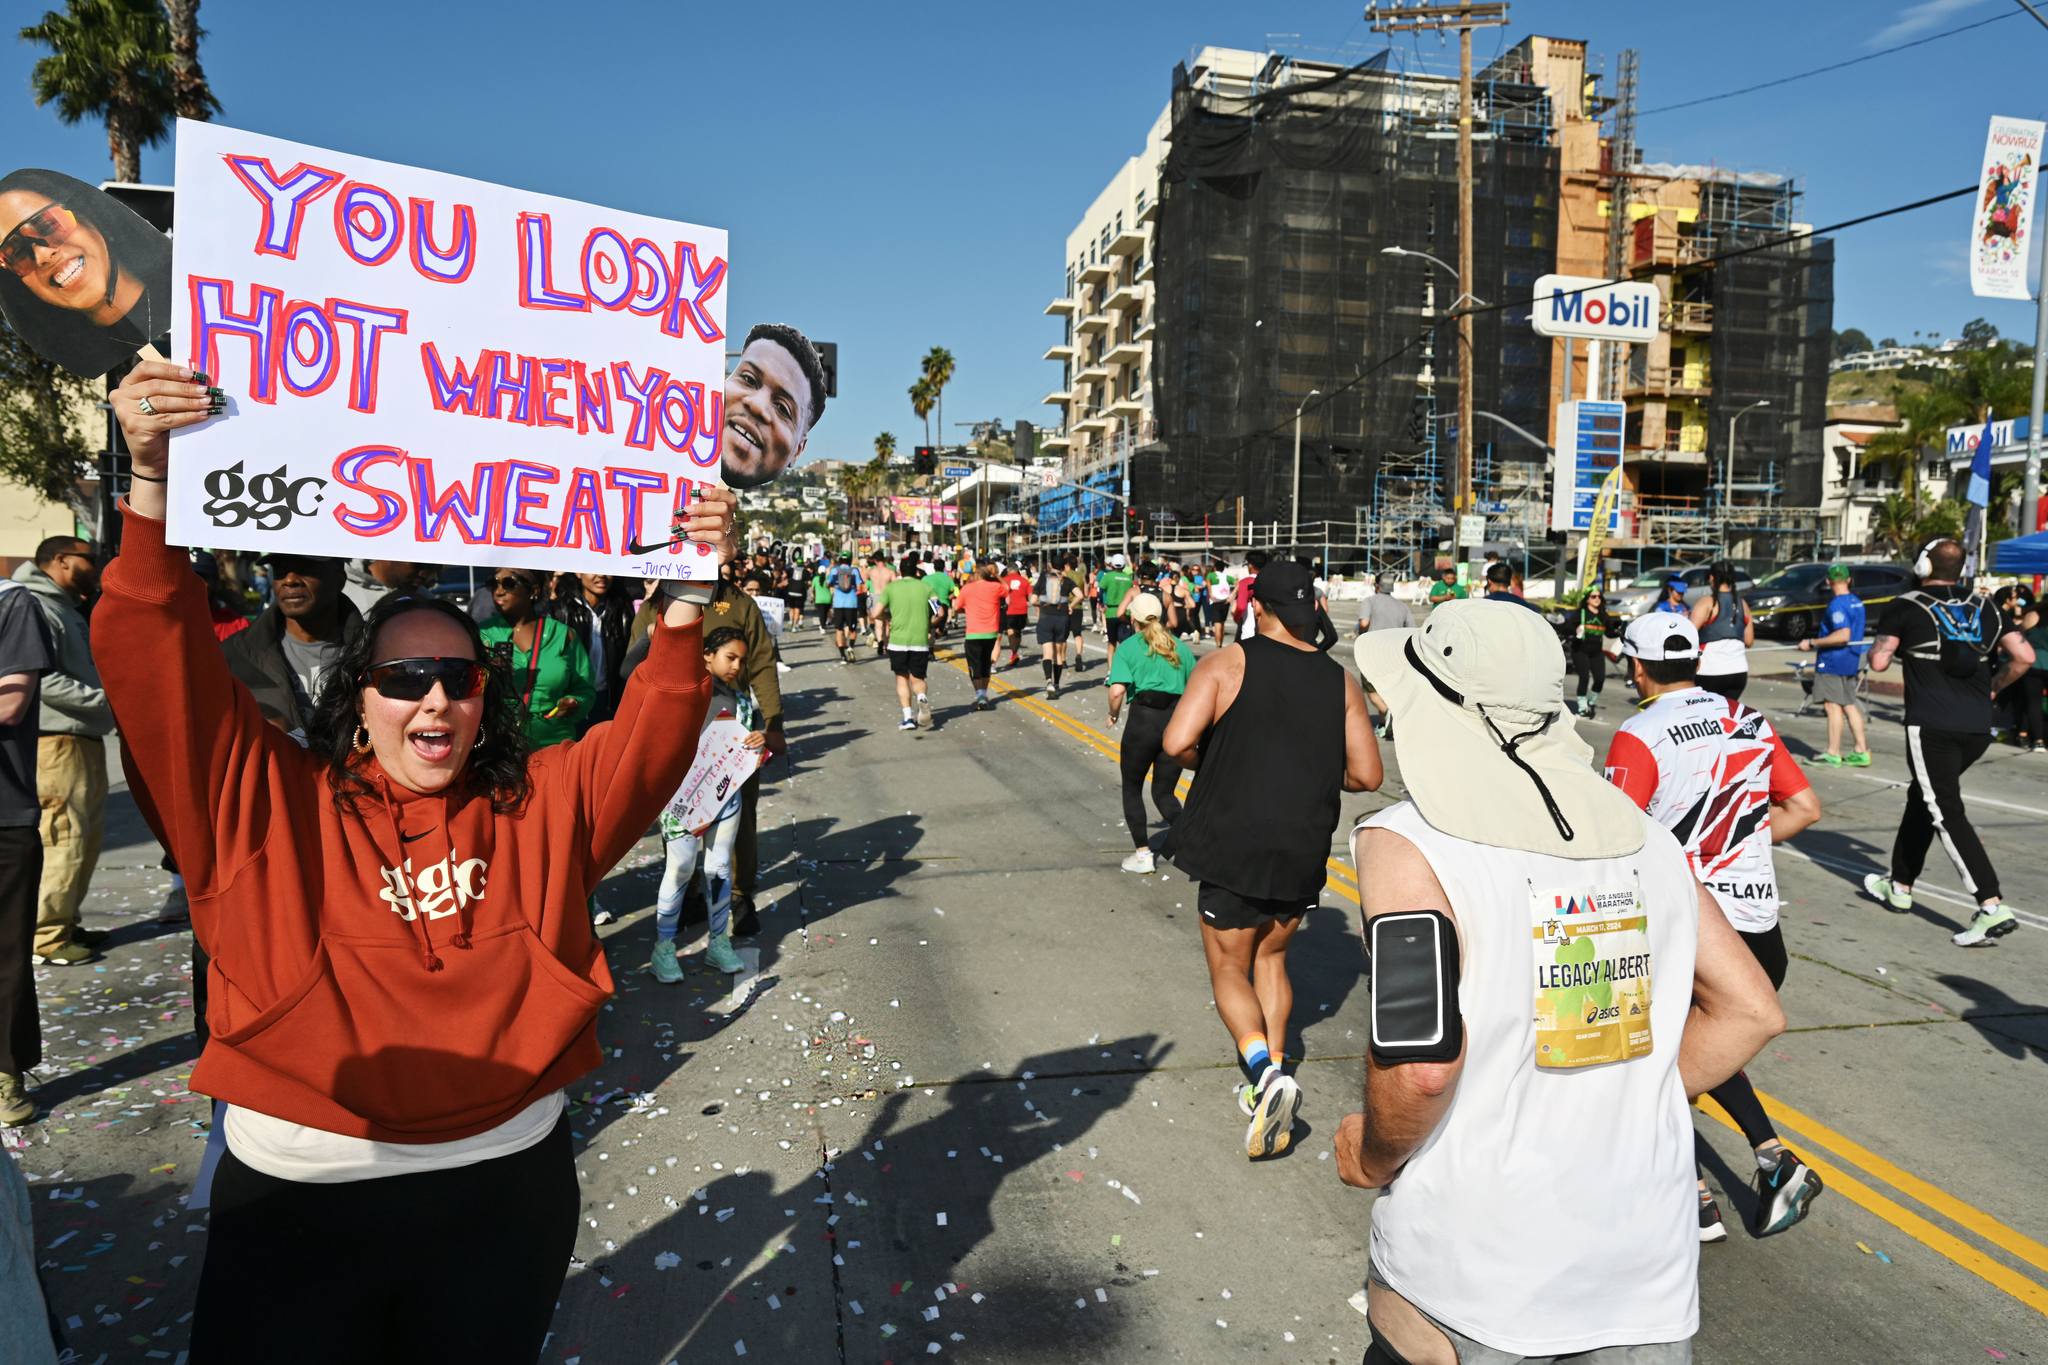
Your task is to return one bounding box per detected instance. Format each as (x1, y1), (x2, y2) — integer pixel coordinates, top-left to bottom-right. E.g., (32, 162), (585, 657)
(1120, 848), (1156, 874)
(1953, 904), (2018, 947)
(1862, 873), (1913, 913)
(1245, 1072), (1302, 1159)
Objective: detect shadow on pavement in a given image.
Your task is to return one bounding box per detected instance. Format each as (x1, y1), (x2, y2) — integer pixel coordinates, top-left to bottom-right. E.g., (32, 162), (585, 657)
(1934, 974), (2048, 1061)
(550, 1035), (1167, 1363)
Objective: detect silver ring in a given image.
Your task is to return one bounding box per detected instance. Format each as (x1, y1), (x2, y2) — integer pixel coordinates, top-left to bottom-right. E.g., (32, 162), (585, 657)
(136, 395), (157, 417)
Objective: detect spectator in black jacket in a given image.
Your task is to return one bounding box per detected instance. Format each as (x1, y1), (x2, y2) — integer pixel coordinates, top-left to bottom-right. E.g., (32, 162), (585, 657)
(549, 572), (635, 728)
(221, 554), (364, 739)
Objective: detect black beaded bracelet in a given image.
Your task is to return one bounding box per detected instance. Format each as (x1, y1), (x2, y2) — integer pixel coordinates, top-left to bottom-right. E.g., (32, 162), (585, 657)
(128, 471), (167, 482)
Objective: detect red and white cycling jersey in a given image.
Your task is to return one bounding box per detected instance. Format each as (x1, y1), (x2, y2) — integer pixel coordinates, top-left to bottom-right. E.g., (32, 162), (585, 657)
(1602, 687), (1809, 932)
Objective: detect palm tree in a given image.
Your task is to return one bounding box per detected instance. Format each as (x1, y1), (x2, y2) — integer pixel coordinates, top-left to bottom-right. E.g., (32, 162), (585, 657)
(1871, 493), (1919, 556)
(921, 346), (956, 453)
(1860, 387), (1963, 511)
(21, 0), (186, 182)
(909, 377), (936, 449)
(161, 0), (221, 120)
(874, 431), (897, 467)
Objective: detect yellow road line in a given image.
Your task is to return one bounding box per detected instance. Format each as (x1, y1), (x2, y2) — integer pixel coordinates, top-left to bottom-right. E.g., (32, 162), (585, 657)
(1699, 1098), (2048, 1317)
(932, 642), (2047, 1316)
(1752, 1093), (2048, 1278)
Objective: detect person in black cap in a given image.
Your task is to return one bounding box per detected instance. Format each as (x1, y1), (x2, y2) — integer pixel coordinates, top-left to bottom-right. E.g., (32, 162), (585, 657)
(1161, 558), (1382, 1160)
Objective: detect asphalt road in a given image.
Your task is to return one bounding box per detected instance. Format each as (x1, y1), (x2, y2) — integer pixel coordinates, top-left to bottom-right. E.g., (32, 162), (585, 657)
(7, 618), (2046, 1363)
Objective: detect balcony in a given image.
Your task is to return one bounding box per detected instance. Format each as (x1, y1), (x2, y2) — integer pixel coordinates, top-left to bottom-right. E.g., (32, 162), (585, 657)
(1042, 341), (1075, 362)
(1105, 337), (1145, 367)
(1045, 296), (1077, 315)
(1136, 255), (1154, 283)
(1104, 280), (1146, 313)
(1107, 225), (1148, 257)
(1108, 393), (1147, 421)
(1075, 310), (1112, 336)
(1135, 318), (1155, 342)
(1079, 259), (1113, 285)
(1040, 430), (1070, 451)
(1073, 412), (1114, 436)
(1137, 196), (1157, 225)
(1667, 300), (1713, 331)
(1623, 364), (1712, 399)
(1075, 359), (1112, 385)
(1041, 387), (1073, 408)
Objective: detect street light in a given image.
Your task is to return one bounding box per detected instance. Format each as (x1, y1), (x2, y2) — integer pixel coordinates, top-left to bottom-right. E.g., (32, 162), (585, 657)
(1291, 389), (1321, 547)
(1379, 245), (1488, 309)
(1725, 399), (1772, 524)
(1385, 243), (1489, 540)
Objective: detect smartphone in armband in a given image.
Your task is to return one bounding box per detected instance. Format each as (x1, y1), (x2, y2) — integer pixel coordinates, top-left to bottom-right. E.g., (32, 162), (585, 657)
(663, 581), (717, 607)
(1368, 910), (1462, 1066)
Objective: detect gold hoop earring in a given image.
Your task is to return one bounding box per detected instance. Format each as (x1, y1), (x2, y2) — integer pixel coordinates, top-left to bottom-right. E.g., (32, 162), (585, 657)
(352, 724), (372, 754)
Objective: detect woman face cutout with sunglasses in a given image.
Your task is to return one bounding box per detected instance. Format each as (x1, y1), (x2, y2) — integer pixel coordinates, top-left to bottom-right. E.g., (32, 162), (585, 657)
(0, 187), (143, 327)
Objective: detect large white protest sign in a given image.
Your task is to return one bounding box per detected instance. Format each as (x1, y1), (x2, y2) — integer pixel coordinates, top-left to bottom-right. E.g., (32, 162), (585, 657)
(755, 595), (786, 638)
(664, 715), (759, 835)
(167, 118), (728, 578)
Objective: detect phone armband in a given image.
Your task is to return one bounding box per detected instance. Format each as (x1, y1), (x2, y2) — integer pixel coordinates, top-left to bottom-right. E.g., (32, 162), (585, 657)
(1368, 909), (1463, 1066)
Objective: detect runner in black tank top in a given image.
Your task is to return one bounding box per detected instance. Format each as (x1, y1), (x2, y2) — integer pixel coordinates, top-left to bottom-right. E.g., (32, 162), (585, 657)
(1161, 559), (1381, 1160)
(1171, 635), (1346, 899)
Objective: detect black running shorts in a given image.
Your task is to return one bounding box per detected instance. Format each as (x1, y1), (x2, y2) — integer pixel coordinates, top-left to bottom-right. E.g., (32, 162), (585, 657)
(830, 607), (862, 629)
(1002, 612), (1029, 633)
(1197, 882), (1319, 931)
(888, 648), (931, 678)
(1035, 609), (1071, 645)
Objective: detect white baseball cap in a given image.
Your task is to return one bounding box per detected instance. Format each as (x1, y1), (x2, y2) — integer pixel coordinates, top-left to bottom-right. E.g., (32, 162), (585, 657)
(1621, 613), (1701, 662)
(1108, 553), (1127, 567)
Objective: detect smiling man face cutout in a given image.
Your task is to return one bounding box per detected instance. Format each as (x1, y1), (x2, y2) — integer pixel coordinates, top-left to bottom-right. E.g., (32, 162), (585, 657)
(721, 322), (827, 490)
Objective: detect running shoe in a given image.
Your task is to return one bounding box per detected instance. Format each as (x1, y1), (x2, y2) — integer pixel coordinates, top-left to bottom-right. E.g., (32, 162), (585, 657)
(1751, 1148), (1823, 1237)
(31, 941), (98, 967)
(1698, 1193), (1728, 1244)
(1245, 1071), (1302, 1159)
(704, 932), (745, 974)
(1236, 1079), (1258, 1118)
(2030, 742), (2045, 754)
(0, 1073), (32, 1128)
(1953, 904), (2018, 947)
(1845, 751), (1872, 767)
(1047, 683), (1060, 700)
(648, 939), (684, 984)
(1120, 848), (1156, 874)
(591, 904), (615, 926)
(1862, 874), (1912, 913)
(916, 696), (932, 729)
(1814, 753), (1843, 767)
(899, 717), (918, 732)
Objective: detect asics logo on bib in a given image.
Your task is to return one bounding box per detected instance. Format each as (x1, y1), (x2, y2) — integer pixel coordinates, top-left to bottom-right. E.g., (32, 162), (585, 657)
(378, 852), (488, 922)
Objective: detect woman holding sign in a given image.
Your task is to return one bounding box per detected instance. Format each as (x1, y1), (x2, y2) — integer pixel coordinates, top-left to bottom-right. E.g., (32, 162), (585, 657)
(95, 359), (736, 1365)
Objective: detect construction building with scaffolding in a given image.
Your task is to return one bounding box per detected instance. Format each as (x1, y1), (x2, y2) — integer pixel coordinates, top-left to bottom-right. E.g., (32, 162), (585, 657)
(1031, 36), (1835, 579)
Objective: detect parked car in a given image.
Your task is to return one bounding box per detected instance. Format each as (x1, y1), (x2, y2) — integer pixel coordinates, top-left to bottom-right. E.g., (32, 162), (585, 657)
(1605, 564), (1757, 619)
(1742, 561), (1915, 640)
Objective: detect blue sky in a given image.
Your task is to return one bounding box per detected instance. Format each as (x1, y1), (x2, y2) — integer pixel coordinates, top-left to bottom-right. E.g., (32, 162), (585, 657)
(7, 0), (2043, 464)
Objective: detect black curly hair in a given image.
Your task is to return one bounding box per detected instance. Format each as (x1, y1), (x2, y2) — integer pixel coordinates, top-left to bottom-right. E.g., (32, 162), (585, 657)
(703, 625), (748, 655)
(305, 594), (533, 816)
(0, 168), (172, 378)
(744, 322), (827, 430)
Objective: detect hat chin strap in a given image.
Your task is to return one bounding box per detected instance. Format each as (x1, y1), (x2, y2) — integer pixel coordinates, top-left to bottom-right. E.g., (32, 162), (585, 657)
(1404, 639), (1576, 843)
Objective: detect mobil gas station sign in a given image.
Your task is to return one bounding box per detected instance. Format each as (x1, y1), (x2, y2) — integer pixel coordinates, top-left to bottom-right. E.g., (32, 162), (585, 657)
(1530, 274), (1661, 343)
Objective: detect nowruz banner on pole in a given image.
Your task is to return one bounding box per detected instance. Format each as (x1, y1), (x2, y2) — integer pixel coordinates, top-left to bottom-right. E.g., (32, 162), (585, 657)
(167, 119), (729, 578)
(1970, 115), (2043, 302)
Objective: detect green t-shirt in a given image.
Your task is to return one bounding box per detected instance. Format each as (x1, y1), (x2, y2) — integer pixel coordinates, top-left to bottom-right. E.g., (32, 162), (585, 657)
(880, 577), (938, 648)
(1098, 569), (1134, 609)
(811, 570), (832, 603)
(1108, 632), (1195, 696)
(1428, 580), (1468, 603)
(925, 570), (958, 605)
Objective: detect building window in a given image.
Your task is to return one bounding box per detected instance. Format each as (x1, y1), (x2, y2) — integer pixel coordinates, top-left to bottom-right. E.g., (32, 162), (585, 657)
(1115, 212), (1123, 235)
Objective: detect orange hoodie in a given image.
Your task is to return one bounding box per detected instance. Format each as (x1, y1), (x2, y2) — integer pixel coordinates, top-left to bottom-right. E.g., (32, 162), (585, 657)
(95, 504), (710, 1143)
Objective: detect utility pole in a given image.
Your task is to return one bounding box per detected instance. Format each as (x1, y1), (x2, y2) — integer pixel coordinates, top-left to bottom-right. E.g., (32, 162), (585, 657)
(1367, 2), (1509, 527)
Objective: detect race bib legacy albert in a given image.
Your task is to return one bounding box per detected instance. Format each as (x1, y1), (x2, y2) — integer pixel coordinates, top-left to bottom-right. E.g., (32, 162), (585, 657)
(1530, 881), (1654, 1070)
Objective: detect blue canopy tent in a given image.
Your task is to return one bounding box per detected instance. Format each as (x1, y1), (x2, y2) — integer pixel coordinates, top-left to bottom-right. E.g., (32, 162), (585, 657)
(1992, 531), (2048, 575)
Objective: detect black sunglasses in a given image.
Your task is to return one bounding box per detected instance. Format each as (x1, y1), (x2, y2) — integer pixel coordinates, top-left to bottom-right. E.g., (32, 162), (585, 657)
(361, 657), (487, 701)
(491, 575), (533, 592)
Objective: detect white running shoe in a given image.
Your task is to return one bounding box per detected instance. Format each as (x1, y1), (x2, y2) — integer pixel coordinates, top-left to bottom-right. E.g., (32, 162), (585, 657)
(1245, 1072), (1302, 1159)
(916, 695), (932, 728)
(1862, 873), (1913, 913)
(1953, 903), (2018, 947)
(1120, 848), (1156, 874)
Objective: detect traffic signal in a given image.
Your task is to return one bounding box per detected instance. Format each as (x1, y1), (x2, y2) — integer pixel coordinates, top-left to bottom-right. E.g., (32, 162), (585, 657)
(914, 446), (936, 475)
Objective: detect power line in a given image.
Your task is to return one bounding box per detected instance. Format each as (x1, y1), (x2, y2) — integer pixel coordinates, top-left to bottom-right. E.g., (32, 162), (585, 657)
(1637, 11), (2021, 118)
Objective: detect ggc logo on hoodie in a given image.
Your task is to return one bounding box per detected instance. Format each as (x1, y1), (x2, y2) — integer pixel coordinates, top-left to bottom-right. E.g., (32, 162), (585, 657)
(378, 852), (488, 922)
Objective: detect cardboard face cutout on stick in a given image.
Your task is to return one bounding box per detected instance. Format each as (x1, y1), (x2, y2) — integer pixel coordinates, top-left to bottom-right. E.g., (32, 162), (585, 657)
(0, 168), (173, 378)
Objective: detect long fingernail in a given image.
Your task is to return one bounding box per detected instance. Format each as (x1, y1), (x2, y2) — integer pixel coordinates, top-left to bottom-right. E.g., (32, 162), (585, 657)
(206, 387), (224, 399)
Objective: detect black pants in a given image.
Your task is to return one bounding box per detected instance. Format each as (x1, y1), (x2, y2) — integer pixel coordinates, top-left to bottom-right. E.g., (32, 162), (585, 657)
(1699, 924), (1786, 1157)
(0, 827), (41, 1075)
(1698, 671), (1748, 701)
(1569, 644), (1605, 701)
(964, 637), (996, 681)
(1895, 726), (1999, 902)
(190, 1114), (578, 1364)
(1107, 617), (1133, 647)
(2016, 671), (2045, 744)
(1118, 704), (1183, 849)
